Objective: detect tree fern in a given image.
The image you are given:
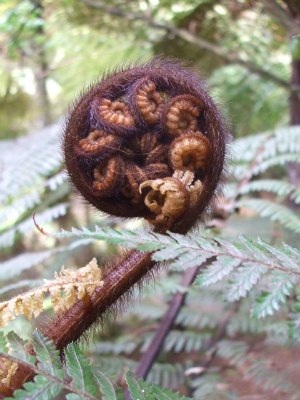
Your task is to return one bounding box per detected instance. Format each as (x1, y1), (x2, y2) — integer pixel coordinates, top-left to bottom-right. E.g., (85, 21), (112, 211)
(217, 339), (296, 394)
(54, 225), (300, 277)
(51, 225), (300, 322)
(65, 344), (98, 398)
(237, 198), (300, 233)
(125, 371), (192, 400)
(0, 238), (92, 282)
(0, 203), (69, 248)
(230, 125), (300, 179)
(252, 272), (296, 318)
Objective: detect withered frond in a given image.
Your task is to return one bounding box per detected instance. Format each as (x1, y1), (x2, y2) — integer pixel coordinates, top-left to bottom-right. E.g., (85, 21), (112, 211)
(0, 258), (103, 328)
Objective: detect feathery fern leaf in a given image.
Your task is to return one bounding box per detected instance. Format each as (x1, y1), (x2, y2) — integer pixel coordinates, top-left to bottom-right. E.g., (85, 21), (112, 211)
(32, 330), (63, 380)
(191, 374), (232, 400)
(125, 371), (192, 400)
(252, 272), (296, 318)
(230, 125), (300, 178)
(93, 371), (117, 400)
(237, 198), (300, 233)
(8, 375), (62, 400)
(125, 372), (150, 400)
(0, 203), (69, 248)
(65, 344), (98, 397)
(197, 257), (241, 287)
(237, 179), (300, 204)
(0, 238), (92, 282)
(6, 332), (35, 364)
(54, 226), (300, 278)
(226, 263), (267, 301)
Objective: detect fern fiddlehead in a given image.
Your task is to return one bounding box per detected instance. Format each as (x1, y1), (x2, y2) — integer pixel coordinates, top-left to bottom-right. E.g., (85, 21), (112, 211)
(1, 59), (227, 396)
(64, 59), (226, 231)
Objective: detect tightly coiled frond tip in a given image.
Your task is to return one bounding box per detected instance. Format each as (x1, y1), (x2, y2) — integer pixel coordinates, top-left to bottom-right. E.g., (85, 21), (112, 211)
(64, 58), (227, 232)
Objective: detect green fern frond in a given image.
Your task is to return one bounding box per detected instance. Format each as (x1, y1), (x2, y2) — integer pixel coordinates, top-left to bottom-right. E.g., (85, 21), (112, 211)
(190, 374), (232, 399)
(54, 225), (300, 277)
(65, 343), (98, 397)
(237, 198), (300, 233)
(125, 371), (192, 400)
(232, 126), (300, 163)
(0, 124), (62, 203)
(217, 339), (296, 394)
(0, 203), (68, 248)
(163, 330), (211, 353)
(0, 238), (92, 282)
(226, 263), (267, 301)
(32, 330), (63, 380)
(252, 272), (296, 318)
(233, 153), (300, 179)
(96, 355), (185, 389)
(176, 306), (220, 330)
(238, 179), (300, 203)
(92, 371), (117, 400)
(8, 375), (62, 400)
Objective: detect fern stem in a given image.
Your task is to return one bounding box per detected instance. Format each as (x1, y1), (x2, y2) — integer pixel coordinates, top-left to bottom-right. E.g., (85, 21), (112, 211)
(0, 352), (96, 400)
(123, 261), (211, 399)
(3, 250), (154, 394)
(44, 250), (154, 351)
(134, 264), (205, 380)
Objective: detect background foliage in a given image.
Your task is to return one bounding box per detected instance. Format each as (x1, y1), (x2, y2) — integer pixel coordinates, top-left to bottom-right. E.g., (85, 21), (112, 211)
(1, 0), (300, 399)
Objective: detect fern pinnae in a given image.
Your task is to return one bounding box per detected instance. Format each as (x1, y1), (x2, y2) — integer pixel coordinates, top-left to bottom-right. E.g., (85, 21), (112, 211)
(226, 263), (267, 301)
(236, 198), (300, 233)
(32, 330), (64, 380)
(230, 126), (300, 179)
(92, 370), (117, 400)
(53, 225), (300, 277)
(0, 239), (92, 283)
(252, 272), (296, 319)
(238, 179), (296, 197)
(0, 203), (69, 249)
(0, 331), (100, 400)
(198, 257), (241, 287)
(65, 343), (98, 397)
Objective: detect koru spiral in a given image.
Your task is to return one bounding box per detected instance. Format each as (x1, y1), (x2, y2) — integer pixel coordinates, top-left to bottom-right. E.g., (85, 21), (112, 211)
(64, 59), (227, 231)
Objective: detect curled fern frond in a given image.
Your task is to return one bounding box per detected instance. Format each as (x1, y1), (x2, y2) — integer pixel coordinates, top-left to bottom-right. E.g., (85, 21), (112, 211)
(64, 59), (227, 231)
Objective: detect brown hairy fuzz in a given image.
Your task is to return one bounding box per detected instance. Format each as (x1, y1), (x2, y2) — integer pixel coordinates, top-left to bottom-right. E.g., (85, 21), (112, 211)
(2, 59), (227, 395)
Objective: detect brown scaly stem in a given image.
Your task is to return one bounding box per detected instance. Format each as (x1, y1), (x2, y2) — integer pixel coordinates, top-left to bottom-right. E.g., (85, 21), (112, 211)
(4, 250), (154, 395)
(45, 251), (154, 350)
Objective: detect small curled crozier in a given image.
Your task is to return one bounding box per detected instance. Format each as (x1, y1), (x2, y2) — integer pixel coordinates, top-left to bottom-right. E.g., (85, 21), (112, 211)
(64, 59), (227, 232)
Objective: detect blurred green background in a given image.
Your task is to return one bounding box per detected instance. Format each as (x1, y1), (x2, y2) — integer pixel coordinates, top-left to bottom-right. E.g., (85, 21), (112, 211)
(1, 0), (298, 140)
